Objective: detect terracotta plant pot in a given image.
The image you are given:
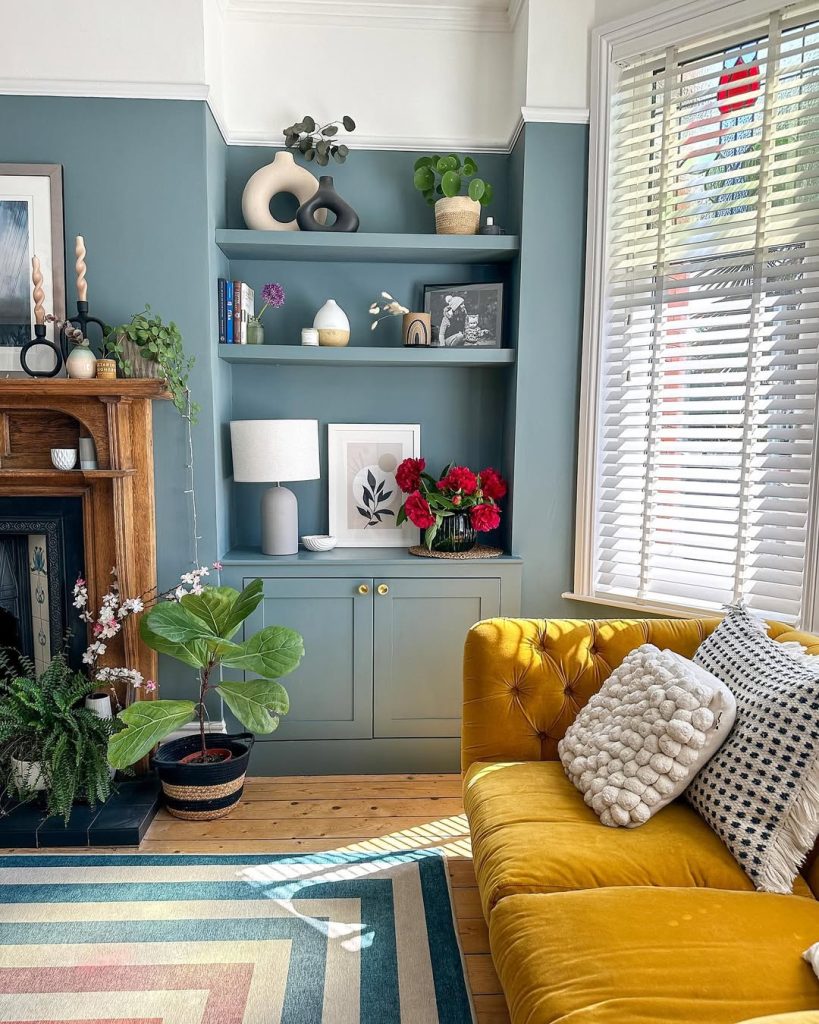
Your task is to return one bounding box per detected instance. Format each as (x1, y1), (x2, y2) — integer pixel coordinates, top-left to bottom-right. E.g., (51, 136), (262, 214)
(435, 196), (480, 235)
(95, 358), (117, 380)
(152, 733), (254, 820)
(179, 747), (233, 765)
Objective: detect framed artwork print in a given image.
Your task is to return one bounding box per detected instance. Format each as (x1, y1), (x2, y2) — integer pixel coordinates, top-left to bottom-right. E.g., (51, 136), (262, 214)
(423, 282), (503, 348)
(328, 424), (421, 547)
(0, 164), (65, 376)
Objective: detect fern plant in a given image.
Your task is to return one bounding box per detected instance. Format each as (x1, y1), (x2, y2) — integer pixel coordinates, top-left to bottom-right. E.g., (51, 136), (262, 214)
(0, 650), (119, 823)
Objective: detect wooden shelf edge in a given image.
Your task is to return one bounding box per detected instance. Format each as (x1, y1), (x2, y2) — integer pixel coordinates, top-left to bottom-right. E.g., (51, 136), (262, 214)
(0, 468), (137, 479)
(0, 378), (171, 399)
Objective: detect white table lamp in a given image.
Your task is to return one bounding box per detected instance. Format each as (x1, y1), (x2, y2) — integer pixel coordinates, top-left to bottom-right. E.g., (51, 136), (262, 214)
(230, 419), (320, 555)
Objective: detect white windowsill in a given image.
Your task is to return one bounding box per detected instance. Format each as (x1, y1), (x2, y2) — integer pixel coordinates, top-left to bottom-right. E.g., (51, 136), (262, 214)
(562, 591), (725, 620)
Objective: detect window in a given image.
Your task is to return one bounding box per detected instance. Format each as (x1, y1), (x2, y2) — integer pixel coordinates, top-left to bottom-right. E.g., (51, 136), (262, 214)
(575, 1), (819, 625)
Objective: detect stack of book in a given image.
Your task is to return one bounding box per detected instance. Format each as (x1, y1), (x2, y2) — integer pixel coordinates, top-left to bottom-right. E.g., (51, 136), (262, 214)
(218, 279), (255, 344)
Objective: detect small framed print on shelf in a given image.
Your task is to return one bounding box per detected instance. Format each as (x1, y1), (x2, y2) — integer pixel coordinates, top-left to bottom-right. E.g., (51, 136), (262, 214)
(0, 164), (66, 376)
(328, 423), (421, 547)
(423, 281), (503, 348)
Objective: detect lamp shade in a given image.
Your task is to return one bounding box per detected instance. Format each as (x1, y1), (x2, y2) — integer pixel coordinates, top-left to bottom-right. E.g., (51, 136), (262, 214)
(230, 419), (320, 483)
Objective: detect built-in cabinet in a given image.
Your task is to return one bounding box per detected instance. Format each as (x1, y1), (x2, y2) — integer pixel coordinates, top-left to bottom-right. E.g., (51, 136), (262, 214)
(221, 550), (521, 772)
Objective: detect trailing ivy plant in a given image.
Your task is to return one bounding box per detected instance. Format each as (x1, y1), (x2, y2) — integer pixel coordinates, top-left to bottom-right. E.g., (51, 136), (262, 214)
(107, 578), (304, 769)
(104, 306), (199, 422)
(0, 650), (119, 823)
(282, 114), (356, 165)
(413, 154), (494, 208)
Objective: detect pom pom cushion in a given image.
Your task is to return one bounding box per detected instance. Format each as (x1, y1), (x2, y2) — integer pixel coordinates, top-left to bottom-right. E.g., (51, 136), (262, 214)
(687, 606), (819, 894)
(559, 644), (736, 827)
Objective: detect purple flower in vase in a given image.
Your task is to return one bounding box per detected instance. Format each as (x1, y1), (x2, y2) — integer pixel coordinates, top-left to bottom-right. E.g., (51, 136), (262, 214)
(257, 282), (285, 319)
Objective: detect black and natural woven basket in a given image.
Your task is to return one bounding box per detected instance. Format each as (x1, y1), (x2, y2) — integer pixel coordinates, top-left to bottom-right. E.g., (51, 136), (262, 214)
(152, 733), (254, 821)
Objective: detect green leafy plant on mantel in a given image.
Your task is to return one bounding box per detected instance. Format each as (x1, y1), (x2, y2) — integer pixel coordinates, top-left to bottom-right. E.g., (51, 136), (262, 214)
(104, 306), (199, 422)
(282, 114), (356, 165)
(413, 154), (494, 207)
(107, 579), (304, 769)
(0, 651), (119, 823)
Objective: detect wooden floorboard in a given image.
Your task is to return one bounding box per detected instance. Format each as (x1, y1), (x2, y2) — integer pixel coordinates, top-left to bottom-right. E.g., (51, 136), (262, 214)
(1, 773), (508, 1022)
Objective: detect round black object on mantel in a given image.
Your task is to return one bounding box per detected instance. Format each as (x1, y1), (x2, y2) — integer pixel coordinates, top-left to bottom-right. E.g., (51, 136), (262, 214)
(296, 176), (360, 232)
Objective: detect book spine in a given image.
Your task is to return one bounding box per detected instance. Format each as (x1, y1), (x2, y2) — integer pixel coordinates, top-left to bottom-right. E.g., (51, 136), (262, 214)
(225, 281), (234, 344)
(242, 283), (254, 346)
(217, 278), (226, 345)
(233, 280), (244, 344)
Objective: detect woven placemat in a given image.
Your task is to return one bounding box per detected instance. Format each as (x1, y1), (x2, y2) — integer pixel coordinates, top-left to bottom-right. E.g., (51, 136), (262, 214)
(408, 544), (504, 560)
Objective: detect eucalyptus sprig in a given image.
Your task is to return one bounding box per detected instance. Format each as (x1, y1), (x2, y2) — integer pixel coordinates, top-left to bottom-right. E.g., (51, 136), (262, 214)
(283, 114), (356, 165)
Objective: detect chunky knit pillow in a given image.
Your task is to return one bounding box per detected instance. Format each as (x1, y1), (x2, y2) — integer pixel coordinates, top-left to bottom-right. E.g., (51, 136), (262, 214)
(559, 644), (736, 827)
(687, 606), (819, 893)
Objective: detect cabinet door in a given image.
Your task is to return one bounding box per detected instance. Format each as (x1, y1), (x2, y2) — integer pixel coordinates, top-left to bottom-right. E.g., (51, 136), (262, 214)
(373, 577), (500, 738)
(240, 577), (373, 740)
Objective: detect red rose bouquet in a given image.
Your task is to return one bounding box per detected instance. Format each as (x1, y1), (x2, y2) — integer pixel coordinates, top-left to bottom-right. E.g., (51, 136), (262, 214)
(395, 458), (508, 551)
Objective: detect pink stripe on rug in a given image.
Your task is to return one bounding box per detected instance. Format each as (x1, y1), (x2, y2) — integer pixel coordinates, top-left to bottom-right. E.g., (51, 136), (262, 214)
(0, 964), (254, 1024)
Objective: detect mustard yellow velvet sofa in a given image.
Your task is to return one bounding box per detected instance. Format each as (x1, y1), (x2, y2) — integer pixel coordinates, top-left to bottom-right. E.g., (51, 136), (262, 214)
(462, 617), (819, 1024)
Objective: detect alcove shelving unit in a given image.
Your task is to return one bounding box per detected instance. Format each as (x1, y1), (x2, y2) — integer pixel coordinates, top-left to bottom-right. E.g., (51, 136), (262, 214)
(215, 224), (523, 775)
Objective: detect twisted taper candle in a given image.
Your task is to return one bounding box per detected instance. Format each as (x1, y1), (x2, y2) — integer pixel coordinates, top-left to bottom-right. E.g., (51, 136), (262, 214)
(75, 235), (87, 301)
(31, 255), (45, 325)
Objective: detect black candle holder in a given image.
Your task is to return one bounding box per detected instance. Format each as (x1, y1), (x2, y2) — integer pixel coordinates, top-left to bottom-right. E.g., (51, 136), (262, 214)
(61, 300), (106, 363)
(20, 323), (63, 378)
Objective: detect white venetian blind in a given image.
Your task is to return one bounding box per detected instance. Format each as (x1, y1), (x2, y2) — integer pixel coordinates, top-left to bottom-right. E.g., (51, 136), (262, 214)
(595, 3), (819, 623)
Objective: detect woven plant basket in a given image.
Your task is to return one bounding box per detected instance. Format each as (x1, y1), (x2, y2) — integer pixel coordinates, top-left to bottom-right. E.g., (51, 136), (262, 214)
(119, 333), (162, 378)
(435, 196), (480, 235)
(153, 732), (255, 820)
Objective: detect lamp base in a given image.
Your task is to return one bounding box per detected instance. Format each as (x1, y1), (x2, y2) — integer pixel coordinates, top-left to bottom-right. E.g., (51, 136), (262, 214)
(261, 485), (299, 555)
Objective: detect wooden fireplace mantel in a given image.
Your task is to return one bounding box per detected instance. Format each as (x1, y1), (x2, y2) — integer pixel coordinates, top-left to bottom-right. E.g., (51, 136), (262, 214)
(0, 377), (170, 703)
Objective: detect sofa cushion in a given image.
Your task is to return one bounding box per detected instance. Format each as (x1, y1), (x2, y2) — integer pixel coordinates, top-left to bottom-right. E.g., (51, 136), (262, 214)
(464, 760), (812, 917)
(689, 606), (819, 893)
(489, 888), (819, 1024)
(559, 644), (736, 826)
(739, 1015), (819, 1023)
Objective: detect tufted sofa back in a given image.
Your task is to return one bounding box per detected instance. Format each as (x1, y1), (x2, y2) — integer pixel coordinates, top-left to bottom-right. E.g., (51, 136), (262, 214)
(461, 616), (819, 772)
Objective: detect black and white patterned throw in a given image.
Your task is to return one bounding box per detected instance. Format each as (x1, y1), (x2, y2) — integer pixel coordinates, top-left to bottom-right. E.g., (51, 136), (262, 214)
(687, 605), (819, 893)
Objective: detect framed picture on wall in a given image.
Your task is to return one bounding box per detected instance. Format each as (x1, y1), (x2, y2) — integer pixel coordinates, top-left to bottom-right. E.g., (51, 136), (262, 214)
(328, 423), (421, 547)
(422, 282), (503, 348)
(0, 164), (65, 376)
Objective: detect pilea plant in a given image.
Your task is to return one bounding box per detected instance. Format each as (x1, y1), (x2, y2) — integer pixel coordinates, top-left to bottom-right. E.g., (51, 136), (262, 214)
(283, 114), (356, 165)
(413, 155), (494, 207)
(104, 306), (198, 422)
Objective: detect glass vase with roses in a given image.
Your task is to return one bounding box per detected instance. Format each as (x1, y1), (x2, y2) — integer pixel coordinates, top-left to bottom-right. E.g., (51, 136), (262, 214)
(395, 459), (507, 553)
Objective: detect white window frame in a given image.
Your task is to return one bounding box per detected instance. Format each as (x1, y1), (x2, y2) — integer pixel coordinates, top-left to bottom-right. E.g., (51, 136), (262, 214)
(568, 0), (819, 628)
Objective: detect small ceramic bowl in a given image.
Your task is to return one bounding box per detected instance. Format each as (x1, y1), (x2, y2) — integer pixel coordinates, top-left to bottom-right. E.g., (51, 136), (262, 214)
(301, 535), (338, 552)
(51, 447), (78, 471)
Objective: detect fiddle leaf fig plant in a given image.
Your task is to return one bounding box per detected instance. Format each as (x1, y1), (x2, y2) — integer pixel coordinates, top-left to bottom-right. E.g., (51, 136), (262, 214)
(413, 154), (494, 208)
(104, 306), (199, 422)
(283, 114), (356, 165)
(107, 578), (304, 769)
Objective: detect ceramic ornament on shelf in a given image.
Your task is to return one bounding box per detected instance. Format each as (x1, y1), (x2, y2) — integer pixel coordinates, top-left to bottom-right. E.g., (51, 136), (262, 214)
(20, 255), (64, 378)
(242, 152), (327, 232)
(296, 176), (360, 232)
(314, 299), (350, 347)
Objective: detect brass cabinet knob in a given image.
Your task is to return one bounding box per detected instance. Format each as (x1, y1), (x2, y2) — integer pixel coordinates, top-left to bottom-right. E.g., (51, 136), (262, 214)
(377, 584), (389, 596)
(358, 583), (370, 595)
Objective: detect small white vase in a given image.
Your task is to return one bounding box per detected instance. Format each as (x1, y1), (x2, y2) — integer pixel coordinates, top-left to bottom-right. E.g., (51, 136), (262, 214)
(51, 447), (78, 471)
(313, 299), (350, 347)
(85, 692), (113, 719)
(65, 343), (97, 379)
(242, 152), (326, 232)
(10, 756), (46, 793)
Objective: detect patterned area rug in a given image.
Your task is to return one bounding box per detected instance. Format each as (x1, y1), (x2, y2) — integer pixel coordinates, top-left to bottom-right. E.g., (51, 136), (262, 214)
(0, 850), (475, 1023)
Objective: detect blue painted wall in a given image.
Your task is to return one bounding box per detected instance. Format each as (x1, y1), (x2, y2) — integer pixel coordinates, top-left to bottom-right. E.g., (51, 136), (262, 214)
(0, 95), (611, 679)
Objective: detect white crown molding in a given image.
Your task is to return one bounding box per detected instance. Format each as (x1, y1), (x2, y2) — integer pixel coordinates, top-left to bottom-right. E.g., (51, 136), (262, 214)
(226, 127), (514, 152)
(521, 104), (590, 125)
(0, 78), (210, 102)
(226, 0), (512, 32)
